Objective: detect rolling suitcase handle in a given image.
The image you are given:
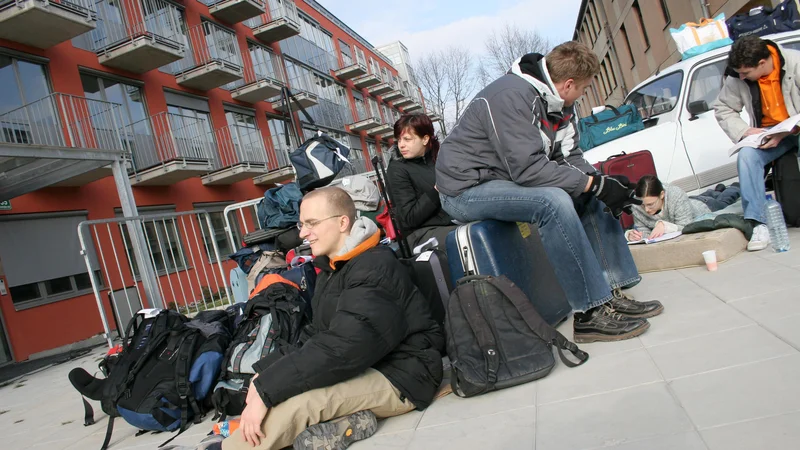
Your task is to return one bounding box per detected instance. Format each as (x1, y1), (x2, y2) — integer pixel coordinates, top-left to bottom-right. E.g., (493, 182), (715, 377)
(371, 154), (412, 258)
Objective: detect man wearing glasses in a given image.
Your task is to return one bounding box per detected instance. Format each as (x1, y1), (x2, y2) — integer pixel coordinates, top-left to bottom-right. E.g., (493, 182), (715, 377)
(223, 187), (445, 450)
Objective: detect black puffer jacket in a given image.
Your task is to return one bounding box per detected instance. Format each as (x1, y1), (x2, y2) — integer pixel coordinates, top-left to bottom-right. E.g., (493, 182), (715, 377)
(386, 146), (453, 235)
(252, 231), (445, 410)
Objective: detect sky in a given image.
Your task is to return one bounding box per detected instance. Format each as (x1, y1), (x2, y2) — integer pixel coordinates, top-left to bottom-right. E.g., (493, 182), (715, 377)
(316, 0), (583, 61)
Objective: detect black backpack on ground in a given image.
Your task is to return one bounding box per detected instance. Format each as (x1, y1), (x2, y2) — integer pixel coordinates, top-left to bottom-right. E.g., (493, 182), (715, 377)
(69, 309), (231, 449)
(211, 276), (310, 417)
(446, 275), (589, 398)
(773, 150), (800, 227)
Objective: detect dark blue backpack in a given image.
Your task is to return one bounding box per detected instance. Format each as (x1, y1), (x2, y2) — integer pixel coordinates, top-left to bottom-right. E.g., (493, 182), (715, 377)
(290, 131), (351, 192)
(256, 182), (303, 229)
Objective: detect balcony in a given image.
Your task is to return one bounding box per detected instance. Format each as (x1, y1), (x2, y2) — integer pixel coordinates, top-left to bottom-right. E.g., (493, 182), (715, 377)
(0, 0), (97, 49)
(368, 83), (393, 97)
(253, 145), (294, 185)
(166, 22), (243, 91)
(201, 0), (264, 25)
(381, 89), (403, 102)
(228, 56), (284, 104)
(245, 0), (300, 43)
(352, 73), (381, 89)
(404, 101), (424, 113)
(125, 111), (215, 186)
(334, 62), (367, 81)
(393, 96), (414, 108)
(428, 112), (442, 122)
(78, 0), (185, 74)
(367, 123), (393, 137)
(348, 117), (381, 133)
(271, 70), (318, 112)
(202, 125), (269, 185)
(0, 93), (129, 200)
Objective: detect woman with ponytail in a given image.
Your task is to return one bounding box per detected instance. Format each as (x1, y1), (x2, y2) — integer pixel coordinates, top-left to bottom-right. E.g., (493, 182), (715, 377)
(386, 114), (456, 250)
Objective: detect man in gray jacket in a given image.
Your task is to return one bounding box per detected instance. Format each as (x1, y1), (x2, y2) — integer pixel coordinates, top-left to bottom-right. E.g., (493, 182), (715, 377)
(713, 36), (800, 251)
(436, 42), (662, 343)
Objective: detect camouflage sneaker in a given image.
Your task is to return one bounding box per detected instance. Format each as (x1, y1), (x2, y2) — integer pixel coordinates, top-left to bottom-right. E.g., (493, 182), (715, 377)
(293, 410), (378, 450)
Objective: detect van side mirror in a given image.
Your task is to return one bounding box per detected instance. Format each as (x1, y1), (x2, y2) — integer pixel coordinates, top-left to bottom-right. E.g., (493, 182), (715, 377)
(687, 100), (710, 119)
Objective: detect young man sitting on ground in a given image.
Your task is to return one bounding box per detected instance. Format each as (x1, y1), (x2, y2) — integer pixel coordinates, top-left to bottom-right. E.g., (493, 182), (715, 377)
(713, 35), (800, 251)
(222, 187), (445, 450)
(435, 41), (663, 343)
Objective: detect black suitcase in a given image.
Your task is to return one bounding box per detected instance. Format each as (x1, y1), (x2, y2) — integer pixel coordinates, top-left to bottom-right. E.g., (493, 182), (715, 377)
(243, 227), (290, 246)
(774, 150), (800, 227)
(446, 221), (572, 326)
(399, 249), (452, 325)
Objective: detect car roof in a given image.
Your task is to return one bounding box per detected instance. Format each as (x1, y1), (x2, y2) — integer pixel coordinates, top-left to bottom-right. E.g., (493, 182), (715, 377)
(626, 30), (800, 95)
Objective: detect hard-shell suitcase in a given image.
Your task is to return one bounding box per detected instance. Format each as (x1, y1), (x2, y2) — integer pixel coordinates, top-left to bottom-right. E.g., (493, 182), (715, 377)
(445, 221), (571, 326)
(597, 150), (657, 230)
(773, 150), (800, 227)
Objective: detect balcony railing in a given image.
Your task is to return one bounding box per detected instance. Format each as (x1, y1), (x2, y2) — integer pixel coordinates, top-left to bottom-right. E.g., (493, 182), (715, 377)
(74, 0), (185, 73)
(0, 0), (98, 49)
(125, 111), (215, 172)
(215, 124), (268, 168)
(0, 93), (128, 154)
(165, 21), (243, 78)
(224, 51), (284, 92)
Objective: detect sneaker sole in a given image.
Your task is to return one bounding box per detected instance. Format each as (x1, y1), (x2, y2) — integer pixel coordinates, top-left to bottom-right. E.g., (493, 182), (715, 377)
(616, 303), (664, 319)
(747, 243), (769, 252)
(293, 410), (378, 450)
(573, 321), (650, 343)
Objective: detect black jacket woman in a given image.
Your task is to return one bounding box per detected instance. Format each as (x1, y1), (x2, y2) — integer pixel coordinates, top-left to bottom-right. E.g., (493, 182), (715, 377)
(386, 114), (456, 250)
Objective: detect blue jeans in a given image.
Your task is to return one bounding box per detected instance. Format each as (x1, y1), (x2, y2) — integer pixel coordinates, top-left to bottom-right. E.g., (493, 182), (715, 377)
(738, 137), (798, 223)
(440, 181), (641, 312)
(690, 184), (741, 211)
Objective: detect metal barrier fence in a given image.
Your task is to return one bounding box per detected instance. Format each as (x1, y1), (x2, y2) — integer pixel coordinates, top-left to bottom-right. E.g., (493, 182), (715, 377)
(165, 20), (243, 75)
(125, 111), (216, 172)
(215, 124), (269, 168)
(0, 93), (128, 153)
(79, 210), (233, 346)
(223, 198), (263, 251)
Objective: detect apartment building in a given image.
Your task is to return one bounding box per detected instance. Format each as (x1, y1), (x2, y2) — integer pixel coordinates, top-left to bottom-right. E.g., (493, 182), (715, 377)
(377, 41), (441, 123)
(0, 0), (425, 363)
(573, 0), (779, 116)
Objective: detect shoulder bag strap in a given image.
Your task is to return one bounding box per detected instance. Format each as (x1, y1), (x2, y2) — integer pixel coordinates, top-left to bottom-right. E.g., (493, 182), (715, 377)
(454, 281), (500, 392)
(485, 277), (589, 368)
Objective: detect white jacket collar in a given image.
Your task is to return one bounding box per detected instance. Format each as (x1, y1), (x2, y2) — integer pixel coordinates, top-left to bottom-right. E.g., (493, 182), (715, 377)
(509, 56), (565, 114)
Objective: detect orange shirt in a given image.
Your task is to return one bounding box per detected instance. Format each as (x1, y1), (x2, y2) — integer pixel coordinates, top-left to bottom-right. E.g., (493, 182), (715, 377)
(759, 45), (789, 127)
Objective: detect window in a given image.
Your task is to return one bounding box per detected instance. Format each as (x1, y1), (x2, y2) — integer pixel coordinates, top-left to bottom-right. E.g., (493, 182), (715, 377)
(585, 9), (596, 43)
(267, 116), (293, 167)
(225, 110), (263, 164)
(366, 140), (377, 158)
(339, 39), (353, 66)
(604, 55), (617, 89)
(368, 98), (380, 121)
(194, 204), (242, 261)
(353, 91), (367, 121)
(119, 210), (188, 278)
(0, 55), (50, 115)
(354, 47), (367, 66)
(620, 25), (635, 68)
(166, 103), (215, 160)
(0, 213), (101, 309)
(632, 1), (650, 50)
(280, 14), (337, 73)
(249, 42), (279, 81)
(659, 0), (671, 28)
(81, 74), (147, 127)
(625, 71), (683, 119)
(687, 61), (726, 109)
(382, 104), (392, 125)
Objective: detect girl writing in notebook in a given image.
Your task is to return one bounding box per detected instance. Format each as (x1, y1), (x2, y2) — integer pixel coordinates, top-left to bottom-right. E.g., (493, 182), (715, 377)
(626, 175), (741, 242)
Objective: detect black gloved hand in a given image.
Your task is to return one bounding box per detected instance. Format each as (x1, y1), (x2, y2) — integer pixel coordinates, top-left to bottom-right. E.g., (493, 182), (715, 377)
(589, 175), (642, 217)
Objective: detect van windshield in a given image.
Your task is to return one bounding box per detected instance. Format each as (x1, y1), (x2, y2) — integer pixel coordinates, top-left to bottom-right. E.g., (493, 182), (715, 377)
(625, 71), (684, 120)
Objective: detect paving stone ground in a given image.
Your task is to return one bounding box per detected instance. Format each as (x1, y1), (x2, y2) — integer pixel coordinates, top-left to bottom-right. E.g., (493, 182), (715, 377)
(4, 230), (800, 450)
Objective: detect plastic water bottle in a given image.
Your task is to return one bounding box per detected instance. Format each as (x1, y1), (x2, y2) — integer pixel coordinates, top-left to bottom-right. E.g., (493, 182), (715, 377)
(765, 199), (791, 252)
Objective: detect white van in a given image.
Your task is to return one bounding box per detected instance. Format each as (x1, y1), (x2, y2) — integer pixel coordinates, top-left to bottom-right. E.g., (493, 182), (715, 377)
(582, 30), (800, 194)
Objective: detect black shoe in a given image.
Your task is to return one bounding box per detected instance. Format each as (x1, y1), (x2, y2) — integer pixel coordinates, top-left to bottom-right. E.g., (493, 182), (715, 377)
(294, 410), (378, 450)
(573, 306), (650, 343)
(609, 290), (664, 319)
(715, 183), (726, 192)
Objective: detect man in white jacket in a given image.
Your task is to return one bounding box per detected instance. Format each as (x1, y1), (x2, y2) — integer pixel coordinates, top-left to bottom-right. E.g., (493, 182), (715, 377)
(713, 36), (800, 251)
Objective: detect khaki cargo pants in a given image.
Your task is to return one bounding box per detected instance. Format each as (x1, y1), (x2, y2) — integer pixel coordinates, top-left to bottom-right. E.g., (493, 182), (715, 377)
(221, 368), (415, 450)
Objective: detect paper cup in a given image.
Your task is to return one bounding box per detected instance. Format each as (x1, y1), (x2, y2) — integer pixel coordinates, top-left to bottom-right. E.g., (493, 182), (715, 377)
(702, 250), (718, 272)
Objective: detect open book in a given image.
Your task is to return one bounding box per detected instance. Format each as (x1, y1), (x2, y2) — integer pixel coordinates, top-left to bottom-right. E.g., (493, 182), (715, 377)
(627, 231), (682, 245)
(728, 113), (800, 156)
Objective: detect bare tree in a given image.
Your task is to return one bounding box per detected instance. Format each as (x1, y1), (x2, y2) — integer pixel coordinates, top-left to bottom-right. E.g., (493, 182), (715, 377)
(479, 24), (552, 88)
(444, 46), (475, 124)
(415, 51), (451, 135)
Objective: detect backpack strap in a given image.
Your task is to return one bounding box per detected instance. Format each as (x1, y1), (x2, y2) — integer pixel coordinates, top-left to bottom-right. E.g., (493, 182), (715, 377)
(99, 416), (115, 450)
(82, 396), (95, 426)
(485, 276), (589, 368)
(158, 331), (201, 448)
(454, 280), (500, 393)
